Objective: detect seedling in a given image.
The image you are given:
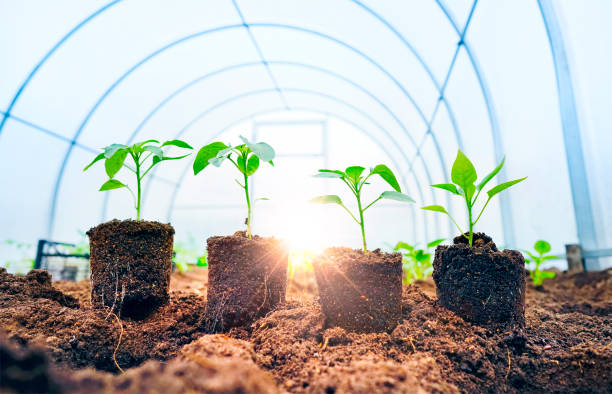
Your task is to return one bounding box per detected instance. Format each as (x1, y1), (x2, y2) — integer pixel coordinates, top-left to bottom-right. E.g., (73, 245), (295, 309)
(84, 140), (193, 220)
(310, 165), (414, 252)
(524, 240), (558, 286)
(394, 238), (445, 284)
(193, 136), (275, 239)
(422, 150), (526, 247)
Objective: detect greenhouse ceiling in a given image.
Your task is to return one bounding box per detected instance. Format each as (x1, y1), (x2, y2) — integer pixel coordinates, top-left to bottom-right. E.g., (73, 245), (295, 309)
(0, 0), (610, 270)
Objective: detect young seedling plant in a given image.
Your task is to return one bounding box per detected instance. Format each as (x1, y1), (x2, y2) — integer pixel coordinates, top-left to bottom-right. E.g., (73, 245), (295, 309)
(524, 240), (558, 286)
(84, 140), (193, 220)
(310, 165), (414, 252)
(394, 238), (445, 284)
(193, 136), (275, 240)
(422, 150), (527, 247)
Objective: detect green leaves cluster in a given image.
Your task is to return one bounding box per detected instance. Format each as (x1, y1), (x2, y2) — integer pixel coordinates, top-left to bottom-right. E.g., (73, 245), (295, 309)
(422, 150), (526, 247)
(524, 240), (558, 286)
(310, 165), (414, 252)
(394, 238), (445, 284)
(84, 139), (193, 220)
(193, 136), (275, 239)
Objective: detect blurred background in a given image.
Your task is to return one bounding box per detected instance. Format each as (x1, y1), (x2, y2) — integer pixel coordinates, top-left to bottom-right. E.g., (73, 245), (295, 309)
(1, 0), (610, 276)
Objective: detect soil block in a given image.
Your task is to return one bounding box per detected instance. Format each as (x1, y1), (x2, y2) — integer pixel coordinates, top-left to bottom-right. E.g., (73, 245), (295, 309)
(204, 231), (288, 331)
(312, 247), (402, 333)
(433, 232), (526, 327)
(87, 219), (174, 319)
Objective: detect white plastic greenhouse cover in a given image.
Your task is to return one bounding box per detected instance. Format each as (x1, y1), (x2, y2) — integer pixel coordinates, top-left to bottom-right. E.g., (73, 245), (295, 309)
(0, 0), (610, 270)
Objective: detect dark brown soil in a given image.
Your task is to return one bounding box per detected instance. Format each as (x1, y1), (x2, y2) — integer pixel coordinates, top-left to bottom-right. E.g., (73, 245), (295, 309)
(204, 231), (288, 331)
(312, 247), (402, 333)
(87, 220), (174, 319)
(1, 263), (610, 392)
(433, 233), (526, 327)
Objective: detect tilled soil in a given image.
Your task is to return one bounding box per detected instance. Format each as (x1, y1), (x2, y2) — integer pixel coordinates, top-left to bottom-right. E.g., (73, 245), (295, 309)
(1, 265), (610, 393)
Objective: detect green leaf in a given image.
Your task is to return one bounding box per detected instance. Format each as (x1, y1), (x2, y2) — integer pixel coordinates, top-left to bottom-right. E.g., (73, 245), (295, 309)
(246, 154), (260, 176)
(541, 255), (560, 261)
(104, 144), (128, 159)
(193, 142), (228, 175)
(427, 238), (446, 248)
(477, 156), (505, 191)
(432, 183), (460, 195)
(104, 149), (128, 178)
(534, 240), (551, 254)
(451, 150), (477, 190)
(314, 171), (344, 178)
(380, 191), (415, 203)
(161, 139), (193, 149)
(394, 242), (414, 251)
(345, 166), (365, 182)
(310, 195), (343, 205)
(135, 139), (160, 148)
(99, 179), (126, 191)
(421, 205), (448, 214)
(209, 156), (226, 167)
(239, 136), (275, 162)
(371, 164), (401, 192)
(83, 152), (105, 171)
(487, 177), (527, 199)
(540, 271), (556, 279)
(256, 197), (270, 202)
(152, 154), (191, 166)
(463, 184), (476, 202)
(143, 145), (163, 159)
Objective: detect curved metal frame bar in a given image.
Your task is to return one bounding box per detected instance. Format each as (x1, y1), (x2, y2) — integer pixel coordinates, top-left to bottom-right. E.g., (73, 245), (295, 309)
(162, 106), (421, 240)
(538, 0), (599, 269)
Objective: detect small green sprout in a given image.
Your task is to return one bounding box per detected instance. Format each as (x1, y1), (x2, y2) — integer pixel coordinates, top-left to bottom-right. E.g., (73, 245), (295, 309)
(394, 238), (445, 284)
(422, 150), (527, 247)
(310, 165), (415, 252)
(173, 235), (208, 273)
(524, 240), (558, 286)
(193, 136), (275, 239)
(84, 140), (193, 220)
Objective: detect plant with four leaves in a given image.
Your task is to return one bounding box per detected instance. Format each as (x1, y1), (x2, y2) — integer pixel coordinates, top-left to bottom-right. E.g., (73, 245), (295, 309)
(310, 165), (415, 252)
(394, 238), (445, 284)
(422, 150), (527, 247)
(193, 136), (275, 239)
(84, 140), (193, 220)
(524, 240), (558, 286)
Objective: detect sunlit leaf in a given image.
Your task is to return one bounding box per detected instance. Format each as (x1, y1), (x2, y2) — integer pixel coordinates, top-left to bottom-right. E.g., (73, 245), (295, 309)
(487, 177), (527, 198)
(99, 179), (126, 191)
(143, 145), (163, 159)
(427, 238), (446, 248)
(83, 152), (105, 171)
(432, 183), (460, 195)
(421, 205), (448, 214)
(239, 136), (275, 162)
(380, 191), (415, 203)
(477, 156), (505, 191)
(310, 195), (343, 205)
(193, 142), (227, 175)
(161, 139), (193, 149)
(104, 144), (128, 159)
(371, 164), (401, 192)
(534, 240), (551, 255)
(104, 149), (128, 178)
(451, 150), (477, 190)
(345, 166), (365, 182)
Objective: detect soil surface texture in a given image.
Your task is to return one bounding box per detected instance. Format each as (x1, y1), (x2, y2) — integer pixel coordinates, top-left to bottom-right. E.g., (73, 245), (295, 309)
(433, 233), (526, 327)
(87, 220), (174, 319)
(312, 247), (402, 333)
(0, 262), (610, 393)
(204, 231), (288, 332)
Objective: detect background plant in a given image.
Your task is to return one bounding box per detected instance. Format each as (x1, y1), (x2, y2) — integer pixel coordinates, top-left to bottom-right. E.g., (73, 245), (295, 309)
(310, 165), (414, 252)
(422, 150), (526, 247)
(193, 136), (275, 239)
(394, 238), (445, 284)
(1, 240), (35, 275)
(84, 140), (193, 220)
(524, 240), (558, 286)
(173, 235), (208, 273)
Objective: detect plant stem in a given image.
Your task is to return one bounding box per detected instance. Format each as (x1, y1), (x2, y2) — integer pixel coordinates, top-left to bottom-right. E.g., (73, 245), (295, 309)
(467, 200), (473, 247)
(243, 158), (252, 240)
(135, 158), (141, 221)
(356, 193), (367, 252)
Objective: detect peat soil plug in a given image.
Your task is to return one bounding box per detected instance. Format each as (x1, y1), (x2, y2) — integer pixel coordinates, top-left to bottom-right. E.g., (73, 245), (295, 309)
(423, 150), (527, 327)
(84, 140), (192, 318)
(310, 165), (414, 332)
(193, 136), (288, 331)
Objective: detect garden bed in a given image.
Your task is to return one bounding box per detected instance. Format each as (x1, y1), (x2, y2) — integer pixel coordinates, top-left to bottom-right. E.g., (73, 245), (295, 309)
(1, 266), (610, 393)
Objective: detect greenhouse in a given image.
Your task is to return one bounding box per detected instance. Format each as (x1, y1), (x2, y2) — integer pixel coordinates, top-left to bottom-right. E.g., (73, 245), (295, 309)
(0, 1), (610, 393)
